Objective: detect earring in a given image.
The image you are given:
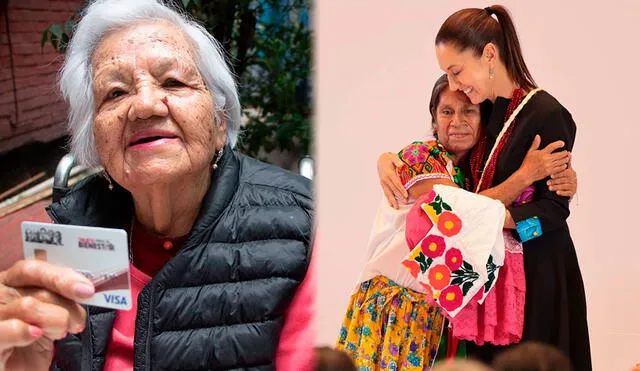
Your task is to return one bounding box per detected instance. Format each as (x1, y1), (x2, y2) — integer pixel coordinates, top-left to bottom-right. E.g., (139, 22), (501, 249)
(489, 67), (495, 80)
(103, 171), (114, 191)
(212, 147), (224, 170)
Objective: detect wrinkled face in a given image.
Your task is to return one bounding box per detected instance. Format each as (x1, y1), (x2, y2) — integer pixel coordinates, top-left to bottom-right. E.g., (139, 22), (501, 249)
(433, 89), (482, 155)
(436, 42), (492, 104)
(91, 21), (226, 189)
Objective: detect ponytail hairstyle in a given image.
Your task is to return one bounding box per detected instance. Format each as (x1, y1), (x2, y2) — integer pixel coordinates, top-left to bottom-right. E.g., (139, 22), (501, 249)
(435, 5), (536, 91)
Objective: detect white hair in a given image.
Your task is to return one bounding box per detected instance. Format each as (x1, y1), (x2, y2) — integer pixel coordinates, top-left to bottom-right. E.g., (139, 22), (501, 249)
(59, 0), (241, 167)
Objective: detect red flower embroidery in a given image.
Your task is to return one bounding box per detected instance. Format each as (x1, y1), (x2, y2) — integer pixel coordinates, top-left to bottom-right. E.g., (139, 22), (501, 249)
(420, 235), (446, 259)
(439, 285), (464, 312)
(437, 211), (462, 237)
(445, 248), (463, 271)
(428, 264), (451, 290)
(402, 259), (420, 277)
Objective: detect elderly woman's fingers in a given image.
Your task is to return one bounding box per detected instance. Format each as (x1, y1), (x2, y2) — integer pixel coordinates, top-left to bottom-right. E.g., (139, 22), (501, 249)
(387, 176), (407, 202)
(377, 152), (395, 172)
(547, 175), (576, 195)
(382, 182), (399, 209)
(542, 140), (565, 153)
(390, 157), (408, 200)
(549, 163), (569, 176)
(556, 190), (575, 197)
(377, 152), (407, 204)
(548, 179), (572, 188)
(0, 319), (43, 349)
(0, 260), (94, 302)
(549, 164), (576, 180)
(13, 289), (86, 335)
(548, 181), (575, 193)
(547, 169), (575, 185)
(0, 297), (78, 340)
(549, 150), (570, 164)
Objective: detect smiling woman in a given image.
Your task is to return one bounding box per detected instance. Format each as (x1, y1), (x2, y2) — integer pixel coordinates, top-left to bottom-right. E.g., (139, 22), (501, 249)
(431, 6), (591, 369)
(90, 21), (225, 221)
(0, 1), (314, 370)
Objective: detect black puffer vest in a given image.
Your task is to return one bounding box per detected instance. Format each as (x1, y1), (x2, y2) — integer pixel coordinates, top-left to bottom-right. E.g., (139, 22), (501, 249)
(47, 149), (314, 371)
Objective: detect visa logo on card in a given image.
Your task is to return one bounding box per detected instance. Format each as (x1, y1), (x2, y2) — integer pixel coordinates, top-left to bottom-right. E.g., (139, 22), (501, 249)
(21, 221), (132, 310)
(104, 294), (128, 306)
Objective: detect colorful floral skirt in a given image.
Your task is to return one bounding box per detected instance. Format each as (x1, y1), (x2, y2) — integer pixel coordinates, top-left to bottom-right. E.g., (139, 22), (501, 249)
(336, 275), (446, 370)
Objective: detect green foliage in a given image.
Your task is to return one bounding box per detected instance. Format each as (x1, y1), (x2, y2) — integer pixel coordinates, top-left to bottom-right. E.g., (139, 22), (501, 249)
(42, 0), (312, 163)
(41, 18), (75, 53)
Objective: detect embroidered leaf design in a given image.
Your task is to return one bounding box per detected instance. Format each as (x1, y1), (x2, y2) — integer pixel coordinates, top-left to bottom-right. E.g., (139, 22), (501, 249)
(419, 261), (427, 272)
(451, 277), (464, 286)
(426, 257), (433, 268)
(462, 281), (474, 295)
(442, 202), (452, 211)
(435, 195), (441, 202)
(415, 253), (428, 273)
(485, 255), (498, 279)
(463, 261), (473, 271)
(433, 204), (443, 214)
(484, 272), (496, 292)
(486, 255), (496, 269)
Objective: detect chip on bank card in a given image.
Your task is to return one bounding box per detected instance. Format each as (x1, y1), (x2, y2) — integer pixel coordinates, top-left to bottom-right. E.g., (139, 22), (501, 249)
(21, 221), (131, 310)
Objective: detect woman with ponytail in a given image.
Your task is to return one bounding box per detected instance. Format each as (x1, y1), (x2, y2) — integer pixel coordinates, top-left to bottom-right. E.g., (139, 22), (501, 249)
(378, 5), (591, 370)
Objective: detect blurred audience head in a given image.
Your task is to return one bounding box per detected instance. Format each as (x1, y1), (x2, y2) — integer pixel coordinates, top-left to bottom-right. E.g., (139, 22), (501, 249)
(432, 359), (494, 371)
(314, 347), (357, 371)
(492, 342), (572, 371)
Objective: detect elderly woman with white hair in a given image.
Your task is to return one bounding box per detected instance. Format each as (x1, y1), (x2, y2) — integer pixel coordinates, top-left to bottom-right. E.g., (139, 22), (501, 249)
(0, 0), (314, 370)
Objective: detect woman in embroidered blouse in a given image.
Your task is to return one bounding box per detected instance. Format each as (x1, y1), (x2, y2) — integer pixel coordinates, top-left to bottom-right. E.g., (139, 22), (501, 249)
(378, 5), (591, 370)
(336, 74), (575, 370)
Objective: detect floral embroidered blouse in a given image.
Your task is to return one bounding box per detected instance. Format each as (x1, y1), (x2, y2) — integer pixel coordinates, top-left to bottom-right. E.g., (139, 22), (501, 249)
(396, 140), (466, 191)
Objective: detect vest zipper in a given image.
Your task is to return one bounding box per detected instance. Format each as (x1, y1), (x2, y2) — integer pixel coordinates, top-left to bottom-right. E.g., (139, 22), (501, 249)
(82, 309), (93, 370)
(145, 283), (155, 371)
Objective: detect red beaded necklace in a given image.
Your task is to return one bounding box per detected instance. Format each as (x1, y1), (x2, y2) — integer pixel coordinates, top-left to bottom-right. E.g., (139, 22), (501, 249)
(469, 89), (525, 192)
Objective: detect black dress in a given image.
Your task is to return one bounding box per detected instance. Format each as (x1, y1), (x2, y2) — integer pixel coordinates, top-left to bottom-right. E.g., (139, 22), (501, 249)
(466, 91), (592, 371)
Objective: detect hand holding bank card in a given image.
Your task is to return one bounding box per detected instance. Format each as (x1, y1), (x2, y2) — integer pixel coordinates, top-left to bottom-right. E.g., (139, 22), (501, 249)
(21, 221), (132, 310)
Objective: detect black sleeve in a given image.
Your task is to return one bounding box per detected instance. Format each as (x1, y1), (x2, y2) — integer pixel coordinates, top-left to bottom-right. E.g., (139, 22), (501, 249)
(508, 106), (576, 241)
(49, 334), (83, 371)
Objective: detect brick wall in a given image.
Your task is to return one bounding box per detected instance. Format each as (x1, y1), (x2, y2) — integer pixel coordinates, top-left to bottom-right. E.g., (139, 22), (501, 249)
(0, 0), (84, 154)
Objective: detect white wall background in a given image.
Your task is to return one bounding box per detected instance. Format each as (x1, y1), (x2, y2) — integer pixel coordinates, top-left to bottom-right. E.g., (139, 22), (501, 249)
(315, 1), (640, 370)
